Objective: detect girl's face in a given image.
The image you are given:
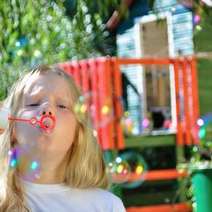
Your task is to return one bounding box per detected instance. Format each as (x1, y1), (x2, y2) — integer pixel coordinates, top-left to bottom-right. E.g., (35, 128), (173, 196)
(14, 71), (77, 158)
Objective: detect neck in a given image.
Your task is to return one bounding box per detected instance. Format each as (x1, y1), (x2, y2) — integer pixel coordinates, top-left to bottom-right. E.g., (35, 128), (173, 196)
(19, 152), (68, 184)
(33, 166), (65, 184)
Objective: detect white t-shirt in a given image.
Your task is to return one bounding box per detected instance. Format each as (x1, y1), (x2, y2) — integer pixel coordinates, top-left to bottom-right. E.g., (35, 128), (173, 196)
(23, 181), (126, 212)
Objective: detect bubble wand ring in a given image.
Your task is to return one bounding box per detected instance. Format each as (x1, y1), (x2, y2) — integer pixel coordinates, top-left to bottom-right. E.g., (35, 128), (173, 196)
(8, 114), (56, 132)
(39, 114), (56, 131)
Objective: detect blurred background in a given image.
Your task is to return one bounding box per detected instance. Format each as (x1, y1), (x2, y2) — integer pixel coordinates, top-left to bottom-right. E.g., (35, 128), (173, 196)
(1, 0), (212, 212)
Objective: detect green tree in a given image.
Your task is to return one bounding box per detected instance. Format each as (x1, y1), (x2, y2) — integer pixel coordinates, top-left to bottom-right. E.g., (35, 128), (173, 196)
(0, 0), (120, 100)
(0, 0), (211, 100)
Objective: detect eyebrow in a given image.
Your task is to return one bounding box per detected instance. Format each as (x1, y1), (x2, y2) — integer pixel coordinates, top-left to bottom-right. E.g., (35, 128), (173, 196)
(24, 93), (72, 105)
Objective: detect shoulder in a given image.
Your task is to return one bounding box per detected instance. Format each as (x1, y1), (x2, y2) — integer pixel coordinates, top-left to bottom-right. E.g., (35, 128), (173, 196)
(87, 188), (126, 212)
(70, 187), (126, 211)
(94, 188), (122, 201)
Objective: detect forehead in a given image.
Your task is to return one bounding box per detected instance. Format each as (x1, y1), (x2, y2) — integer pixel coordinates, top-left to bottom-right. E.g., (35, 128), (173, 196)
(23, 71), (72, 98)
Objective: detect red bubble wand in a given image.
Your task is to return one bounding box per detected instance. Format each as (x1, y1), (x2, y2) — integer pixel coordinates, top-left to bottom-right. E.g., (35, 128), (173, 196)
(8, 114), (56, 132)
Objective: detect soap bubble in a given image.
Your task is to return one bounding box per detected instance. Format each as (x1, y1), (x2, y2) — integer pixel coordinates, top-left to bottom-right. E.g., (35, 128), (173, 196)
(142, 118), (150, 129)
(197, 114), (212, 147)
(121, 151), (147, 188)
(107, 157), (131, 184)
(21, 159), (41, 181)
(107, 151), (148, 188)
(8, 148), (19, 169)
(109, 151), (148, 189)
(8, 147), (41, 181)
(121, 115), (134, 135)
(74, 92), (115, 130)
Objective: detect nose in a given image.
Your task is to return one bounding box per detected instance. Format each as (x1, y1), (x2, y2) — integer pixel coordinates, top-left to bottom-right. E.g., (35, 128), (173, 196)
(40, 103), (55, 117)
(41, 110), (53, 116)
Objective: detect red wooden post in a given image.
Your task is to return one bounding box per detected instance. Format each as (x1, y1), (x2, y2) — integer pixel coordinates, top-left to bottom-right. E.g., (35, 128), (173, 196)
(173, 59), (184, 146)
(111, 57), (125, 149)
(71, 61), (81, 87)
(185, 58), (197, 145)
(190, 56), (200, 144)
(88, 59), (102, 147)
(181, 59), (192, 145)
(97, 57), (115, 150)
(80, 60), (90, 94)
(58, 62), (72, 76)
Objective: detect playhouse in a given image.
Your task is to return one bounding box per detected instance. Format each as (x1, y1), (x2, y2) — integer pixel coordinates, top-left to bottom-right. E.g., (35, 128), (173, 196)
(114, 0), (194, 137)
(57, 1), (201, 211)
(59, 54), (199, 211)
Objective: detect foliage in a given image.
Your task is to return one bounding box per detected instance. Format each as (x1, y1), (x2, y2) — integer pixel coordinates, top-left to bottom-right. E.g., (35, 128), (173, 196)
(0, 0), (119, 100)
(0, 0), (211, 100)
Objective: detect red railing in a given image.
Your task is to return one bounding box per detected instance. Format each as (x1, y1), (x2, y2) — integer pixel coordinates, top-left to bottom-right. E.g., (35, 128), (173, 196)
(59, 56), (200, 149)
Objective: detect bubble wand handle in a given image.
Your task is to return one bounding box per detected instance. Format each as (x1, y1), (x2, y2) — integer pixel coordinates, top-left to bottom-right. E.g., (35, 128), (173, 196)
(8, 117), (38, 125)
(8, 115), (56, 132)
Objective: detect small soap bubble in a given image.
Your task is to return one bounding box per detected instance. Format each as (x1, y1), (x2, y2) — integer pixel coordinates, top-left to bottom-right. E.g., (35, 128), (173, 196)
(121, 116), (134, 135)
(8, 148), (19, 169)
(107, 158), (131, 184)
(197, 118), (204, 127)
(22, 160), (41, 182)
(109, 151), (148, 189)
(101, 105), (110, 115)
(142, 118), (150, 129)
(10, 159), (18, 168)
(198, 115), (212, 146)
(31, 161), (39, 170)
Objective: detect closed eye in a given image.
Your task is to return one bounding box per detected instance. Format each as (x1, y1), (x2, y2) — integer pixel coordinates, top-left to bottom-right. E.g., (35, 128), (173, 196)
(58, 105), (67, 109)
(27, 103), (40, 107)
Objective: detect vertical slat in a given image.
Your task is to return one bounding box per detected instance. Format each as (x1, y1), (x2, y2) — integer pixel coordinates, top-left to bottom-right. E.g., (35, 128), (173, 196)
(181, 59), (192, 145)
(111, 57), (125, 149)
(97, 58), (114, 150)
(185, 58), (196, 145)
(190, 56), (200, 144)
(58, 62), (75, 81)
(71, 61), (81, 87)
(88, 59), (102, 147)
(173, 59), (184, 146)
(80, 60), (90, 94)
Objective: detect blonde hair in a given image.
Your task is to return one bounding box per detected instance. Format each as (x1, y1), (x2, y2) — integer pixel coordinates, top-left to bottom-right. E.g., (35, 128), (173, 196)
(0, 65), (109, 212)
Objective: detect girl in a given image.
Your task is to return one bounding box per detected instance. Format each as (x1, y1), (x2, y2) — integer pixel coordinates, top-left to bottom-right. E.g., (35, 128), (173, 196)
(0, 65), (125, 212)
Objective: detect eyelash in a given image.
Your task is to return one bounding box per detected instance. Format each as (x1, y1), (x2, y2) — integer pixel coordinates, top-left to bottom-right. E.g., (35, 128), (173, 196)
(27, 104), (67, 109)
(28, 103), (39, 107)
(58, 105), (67, 109)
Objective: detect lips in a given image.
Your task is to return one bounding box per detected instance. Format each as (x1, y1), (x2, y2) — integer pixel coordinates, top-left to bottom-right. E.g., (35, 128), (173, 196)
(39, 114), (56, 133)
(41, 118), (54, 134)
(43, 117), (53, 128)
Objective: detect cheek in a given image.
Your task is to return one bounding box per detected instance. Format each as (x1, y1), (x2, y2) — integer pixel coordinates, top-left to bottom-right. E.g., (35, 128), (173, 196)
(56, 114), (77, 145)
(57, 112), (77, 131)
(14, 110), (42, 146)
(15, 122), (39, 146)
(15, 110), (38, 133)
